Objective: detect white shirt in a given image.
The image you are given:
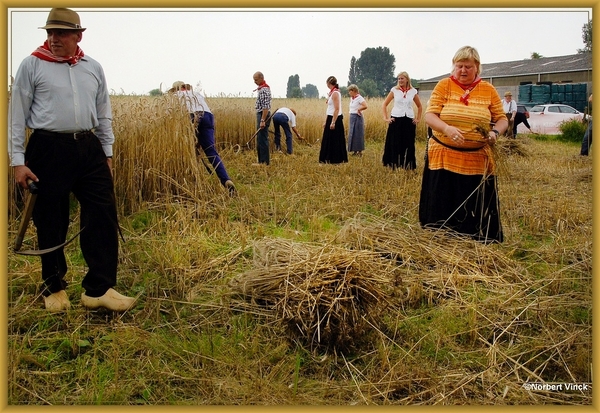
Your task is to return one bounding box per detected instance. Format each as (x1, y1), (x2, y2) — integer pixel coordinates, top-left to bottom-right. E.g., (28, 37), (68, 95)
(326, 90), (342, 116)
(176, 90), (212, 114)
(8, 55), (114, 166)
(275, 107), (296, 127)
(390, 87), (418, 118)
(349, 94), (366, 114)
(502, 98), (517, 113)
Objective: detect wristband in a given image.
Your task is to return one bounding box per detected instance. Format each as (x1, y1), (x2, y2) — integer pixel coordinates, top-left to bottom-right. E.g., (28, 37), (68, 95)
(491, 129), (500, 138)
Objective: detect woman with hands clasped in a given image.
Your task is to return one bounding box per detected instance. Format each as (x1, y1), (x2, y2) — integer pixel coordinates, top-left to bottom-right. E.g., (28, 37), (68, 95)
(382, 71), (422, 170)
(419, 45), (508, 243)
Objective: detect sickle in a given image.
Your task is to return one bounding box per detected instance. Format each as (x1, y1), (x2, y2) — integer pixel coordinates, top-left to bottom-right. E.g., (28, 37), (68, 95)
(13, 179), (85, 256)
(15, 227), (86, 256)
(13, 179), (38, 252)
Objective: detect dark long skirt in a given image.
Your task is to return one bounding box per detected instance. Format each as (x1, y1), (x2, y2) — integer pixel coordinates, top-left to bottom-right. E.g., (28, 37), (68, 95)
(319, 115), (348, 164)
(382, 116), (416, 170)
(418, 157), (504, 243)
(348, 113), (365, 152)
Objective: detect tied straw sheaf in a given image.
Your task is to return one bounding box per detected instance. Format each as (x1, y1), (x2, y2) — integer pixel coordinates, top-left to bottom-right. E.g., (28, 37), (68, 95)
(229, 237), (397, 351)
(228, 210), (525, 352)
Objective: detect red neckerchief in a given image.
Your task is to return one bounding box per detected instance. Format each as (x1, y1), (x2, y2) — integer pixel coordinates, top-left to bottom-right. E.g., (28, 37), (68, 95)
(351, 93), (361, 101)
(31, 40), (84, 65)
(327, 87), (339, 104)
(450, 75), (481, 105)
(253, 81), (270, 92)
(399, 86), (410, 98)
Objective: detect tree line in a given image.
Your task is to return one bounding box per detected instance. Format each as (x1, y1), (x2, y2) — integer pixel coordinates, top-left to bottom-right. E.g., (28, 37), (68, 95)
(149, 19), (591, 97)
(287, 46), (406, 99)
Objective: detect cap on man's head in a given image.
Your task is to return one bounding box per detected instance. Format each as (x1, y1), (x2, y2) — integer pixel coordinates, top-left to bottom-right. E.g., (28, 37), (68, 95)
(39, 8), (86, 31)
(504, 91), (512, 97)
(172, 81), (185, 90)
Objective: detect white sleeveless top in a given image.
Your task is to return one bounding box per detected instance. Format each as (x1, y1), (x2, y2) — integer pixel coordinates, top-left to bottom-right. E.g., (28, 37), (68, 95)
(390, 87), (417, 118)
(326, 89), (342, 116)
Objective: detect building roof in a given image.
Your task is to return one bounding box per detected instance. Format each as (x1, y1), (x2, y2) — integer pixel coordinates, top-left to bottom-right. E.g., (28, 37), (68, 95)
(421, 52), (592, 84)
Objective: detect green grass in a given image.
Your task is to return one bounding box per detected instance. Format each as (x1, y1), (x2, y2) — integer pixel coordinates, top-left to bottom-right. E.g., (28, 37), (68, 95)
(7, 136), (591, 405)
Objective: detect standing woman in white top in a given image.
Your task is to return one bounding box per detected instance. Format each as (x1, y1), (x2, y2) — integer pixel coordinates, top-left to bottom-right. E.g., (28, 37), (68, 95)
(319, 76), (348, 164)
(347, 84), (368, 156)
(382, 71), (422, 169)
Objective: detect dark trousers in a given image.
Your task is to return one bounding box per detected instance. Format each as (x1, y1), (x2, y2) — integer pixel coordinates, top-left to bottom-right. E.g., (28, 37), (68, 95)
(190, 112), (231, 185)
(581, 119), (592, 155)
(256, 111), (271, 164)
(25, 130), (119, 297)
(513, 112), (531, 136)
(273, 112), (293, 154)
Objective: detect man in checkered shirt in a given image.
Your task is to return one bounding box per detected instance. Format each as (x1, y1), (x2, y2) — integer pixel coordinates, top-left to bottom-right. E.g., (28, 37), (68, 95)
(253, 71), (272, 165)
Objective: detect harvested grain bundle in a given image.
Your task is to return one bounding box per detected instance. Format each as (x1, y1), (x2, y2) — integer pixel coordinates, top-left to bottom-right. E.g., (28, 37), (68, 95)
(494, 136), (530, 157)
(336, 213), (526, 306)
(229, 237), (396, 351)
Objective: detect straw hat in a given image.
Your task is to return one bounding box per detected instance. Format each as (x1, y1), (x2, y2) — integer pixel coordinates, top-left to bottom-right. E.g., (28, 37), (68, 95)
(172, 81), (185, 90)
(39, 8), (86, 31)
(504, 91), (513, 97)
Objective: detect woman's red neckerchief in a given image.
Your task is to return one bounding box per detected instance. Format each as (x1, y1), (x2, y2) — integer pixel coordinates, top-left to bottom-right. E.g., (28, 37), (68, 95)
(31, 40), (84, 66)
(399, 86), (410, 98)
(351, 93), (361, 100)
(450, 75), (482, 105)
(254, 81), (270, 92)
(327, 87), (339, 104)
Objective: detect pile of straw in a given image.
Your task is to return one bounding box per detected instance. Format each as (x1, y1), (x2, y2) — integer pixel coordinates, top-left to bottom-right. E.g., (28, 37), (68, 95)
(229, 238), (396, 351)
(335, 213), (525, 307)
(495, 137), (530, 157)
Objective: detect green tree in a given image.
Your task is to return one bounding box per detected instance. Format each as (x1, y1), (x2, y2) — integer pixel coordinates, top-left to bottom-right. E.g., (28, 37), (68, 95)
(348, 56), (360, 86)
(578, 19), (592, 53)
(530, 52), (543, 59)
(355, 47), (396, 97)
(286, 74), (301, 98)
(302, 84), (319, 98)
(289, 87), (304, 98)
(358, 79), (378, 98)
(149, 88), (163, 96)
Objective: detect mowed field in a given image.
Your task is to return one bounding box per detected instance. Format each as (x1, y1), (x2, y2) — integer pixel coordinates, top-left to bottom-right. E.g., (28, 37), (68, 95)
(6, 95), (592, 405)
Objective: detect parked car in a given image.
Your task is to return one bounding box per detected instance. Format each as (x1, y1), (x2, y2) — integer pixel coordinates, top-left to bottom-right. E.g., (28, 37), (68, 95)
(518, 103), (586, 135)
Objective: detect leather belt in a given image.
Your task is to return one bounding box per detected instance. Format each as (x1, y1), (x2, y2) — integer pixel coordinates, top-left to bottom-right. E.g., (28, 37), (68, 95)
(35, 129), (94, 140)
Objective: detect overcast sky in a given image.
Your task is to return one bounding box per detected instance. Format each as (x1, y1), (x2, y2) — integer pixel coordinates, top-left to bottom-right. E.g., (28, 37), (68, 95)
(7, 8), (592, 98)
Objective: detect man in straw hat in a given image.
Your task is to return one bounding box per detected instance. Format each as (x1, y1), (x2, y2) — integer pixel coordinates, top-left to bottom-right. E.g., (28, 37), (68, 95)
(502, 91), (517, 138)
(8, 8), (136, 312)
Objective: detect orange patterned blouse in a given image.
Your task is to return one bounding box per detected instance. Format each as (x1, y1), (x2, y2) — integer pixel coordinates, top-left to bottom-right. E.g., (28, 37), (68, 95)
(426, 77), (507, 175)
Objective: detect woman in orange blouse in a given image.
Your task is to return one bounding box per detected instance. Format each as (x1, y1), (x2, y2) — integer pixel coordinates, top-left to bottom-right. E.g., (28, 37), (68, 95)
(419, 46), (508, 243)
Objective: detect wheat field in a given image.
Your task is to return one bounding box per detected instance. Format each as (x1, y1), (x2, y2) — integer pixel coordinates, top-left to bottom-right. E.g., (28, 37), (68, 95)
(6, 94), (592, 405)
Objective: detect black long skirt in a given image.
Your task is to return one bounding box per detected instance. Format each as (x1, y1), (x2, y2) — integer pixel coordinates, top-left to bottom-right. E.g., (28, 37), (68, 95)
(319, 115), (348, 164)
(382, 116), (416, 170)
(418, 157), (504, 243)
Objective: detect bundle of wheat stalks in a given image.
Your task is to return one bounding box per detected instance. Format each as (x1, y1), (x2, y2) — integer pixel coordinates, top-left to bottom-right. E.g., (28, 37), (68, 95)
(495, 136), (530, 157)
(229, 237), (397, 351)
(336, 213), (527, 306)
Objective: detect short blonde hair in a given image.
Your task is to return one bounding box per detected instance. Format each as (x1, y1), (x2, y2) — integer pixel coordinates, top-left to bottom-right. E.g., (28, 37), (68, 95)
(452, 46), (482, 75)
(348, 84), (359, 93)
